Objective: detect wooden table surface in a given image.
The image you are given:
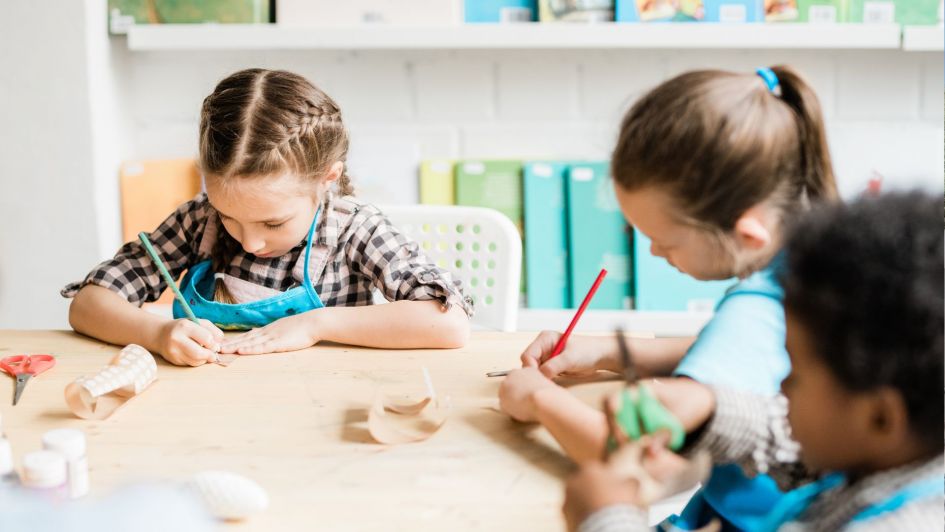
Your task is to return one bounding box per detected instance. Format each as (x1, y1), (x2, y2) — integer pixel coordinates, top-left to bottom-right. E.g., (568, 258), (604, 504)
(0, 330), (628, 531)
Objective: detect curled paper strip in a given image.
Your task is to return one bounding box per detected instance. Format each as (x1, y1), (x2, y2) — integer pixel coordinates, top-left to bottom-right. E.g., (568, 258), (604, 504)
(367, 367), (449, 444)
(65, 344), (157, 420)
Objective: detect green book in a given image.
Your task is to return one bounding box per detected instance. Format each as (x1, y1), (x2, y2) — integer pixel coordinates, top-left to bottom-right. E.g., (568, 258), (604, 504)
(523, 161), (569, 309)
(419, 160), (455, 205)
(455, 160), (524, 234)
(566, 162), (631, 310)
(455, 160), (525, 299)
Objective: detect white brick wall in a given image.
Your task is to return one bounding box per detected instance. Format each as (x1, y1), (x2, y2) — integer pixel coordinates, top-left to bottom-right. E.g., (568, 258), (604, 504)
(117, 47), (944, 209)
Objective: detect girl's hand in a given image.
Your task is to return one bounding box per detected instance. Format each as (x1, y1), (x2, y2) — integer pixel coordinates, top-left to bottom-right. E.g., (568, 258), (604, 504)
(498, 367), (561, 422)
(218, 311), (322, 355)
(520, 331), (618, 379)
(563, 462), (642, 532)
(157, 319), (224, 367)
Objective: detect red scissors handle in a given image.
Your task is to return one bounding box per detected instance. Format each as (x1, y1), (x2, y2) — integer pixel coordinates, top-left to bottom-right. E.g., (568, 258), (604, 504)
(0, 354), (56, 376)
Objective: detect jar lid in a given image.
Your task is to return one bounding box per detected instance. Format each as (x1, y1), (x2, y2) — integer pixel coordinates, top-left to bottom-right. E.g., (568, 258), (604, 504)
(22, 450), (67, 488)
(42, 428), (87, 458)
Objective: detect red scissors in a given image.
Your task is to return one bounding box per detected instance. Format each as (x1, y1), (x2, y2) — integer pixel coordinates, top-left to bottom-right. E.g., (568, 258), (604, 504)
(0, 354), (56, 405)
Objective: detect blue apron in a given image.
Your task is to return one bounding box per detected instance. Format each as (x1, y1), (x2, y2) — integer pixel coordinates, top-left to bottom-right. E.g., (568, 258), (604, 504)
(758, 471), (942, 531)
(173, 210), (324, 330)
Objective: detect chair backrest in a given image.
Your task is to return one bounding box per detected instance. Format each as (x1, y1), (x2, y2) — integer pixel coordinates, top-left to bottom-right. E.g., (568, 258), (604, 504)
(380, 205), (522, 332)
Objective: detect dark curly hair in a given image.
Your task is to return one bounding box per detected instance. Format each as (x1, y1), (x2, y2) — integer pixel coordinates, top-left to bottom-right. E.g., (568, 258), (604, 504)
(781, 192), (943, 451)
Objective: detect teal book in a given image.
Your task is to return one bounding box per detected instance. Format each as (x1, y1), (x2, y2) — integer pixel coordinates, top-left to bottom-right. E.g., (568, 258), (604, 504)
(633, 230), (733, 311)
(523, 161), (569, 309)
(566, 162), (631, 310)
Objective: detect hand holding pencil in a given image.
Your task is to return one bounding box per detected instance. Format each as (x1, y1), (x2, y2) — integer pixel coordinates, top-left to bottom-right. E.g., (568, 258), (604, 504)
(490, 269), (608, 379)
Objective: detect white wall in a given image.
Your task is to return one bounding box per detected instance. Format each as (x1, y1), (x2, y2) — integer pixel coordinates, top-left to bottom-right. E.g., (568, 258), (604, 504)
(1, 0), (942, 329)
(0, 0), (121, 330)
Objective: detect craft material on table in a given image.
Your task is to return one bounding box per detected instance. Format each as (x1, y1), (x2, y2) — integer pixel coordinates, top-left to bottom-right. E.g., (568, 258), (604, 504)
(368, 367), (449, 444)
(487, 268), (608, 377)
(1, 354), (56, 405)
(64, 344), (157, 420)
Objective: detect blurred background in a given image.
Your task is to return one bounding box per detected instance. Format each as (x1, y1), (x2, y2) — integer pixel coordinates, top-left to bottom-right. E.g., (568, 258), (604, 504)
(1, 0), (942, 330)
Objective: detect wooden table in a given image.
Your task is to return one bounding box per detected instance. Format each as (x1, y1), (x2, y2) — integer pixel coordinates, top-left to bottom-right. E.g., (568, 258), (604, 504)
(0, 331), (628, 531)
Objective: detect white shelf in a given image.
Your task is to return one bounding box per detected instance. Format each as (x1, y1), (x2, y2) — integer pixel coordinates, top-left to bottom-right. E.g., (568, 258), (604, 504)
(126, 23), (902, 51)
(902, 25), (944, 51)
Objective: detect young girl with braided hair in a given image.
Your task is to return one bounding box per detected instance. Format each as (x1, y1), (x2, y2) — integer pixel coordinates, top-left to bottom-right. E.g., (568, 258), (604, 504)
(64, 69), (472, 367)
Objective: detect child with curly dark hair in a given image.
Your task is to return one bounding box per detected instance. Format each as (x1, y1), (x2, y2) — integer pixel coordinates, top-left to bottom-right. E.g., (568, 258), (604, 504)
(565, 192), (944, 531)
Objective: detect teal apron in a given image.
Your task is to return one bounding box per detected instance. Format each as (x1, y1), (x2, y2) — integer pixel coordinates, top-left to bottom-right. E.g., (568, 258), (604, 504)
(173, 210), (324, 330)
(758, 471), (942, 531)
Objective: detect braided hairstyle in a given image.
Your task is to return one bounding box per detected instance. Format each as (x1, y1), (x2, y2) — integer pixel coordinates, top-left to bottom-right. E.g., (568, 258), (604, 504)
(198, 69), (353, 303)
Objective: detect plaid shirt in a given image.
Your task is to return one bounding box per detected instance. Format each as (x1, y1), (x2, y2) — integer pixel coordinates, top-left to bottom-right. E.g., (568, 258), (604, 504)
(62, 192), (474, 317)
(580, 387), (944, 532)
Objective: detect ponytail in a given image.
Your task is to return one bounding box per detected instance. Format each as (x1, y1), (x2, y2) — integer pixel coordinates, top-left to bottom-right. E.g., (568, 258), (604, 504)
(612, 64), (838, 232)
(771, 65), (838, 202)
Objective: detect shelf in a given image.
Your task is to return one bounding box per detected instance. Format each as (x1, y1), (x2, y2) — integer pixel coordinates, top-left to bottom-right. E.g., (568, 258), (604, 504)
(902, 25), (944, 51)
(126, 23), (903, 51)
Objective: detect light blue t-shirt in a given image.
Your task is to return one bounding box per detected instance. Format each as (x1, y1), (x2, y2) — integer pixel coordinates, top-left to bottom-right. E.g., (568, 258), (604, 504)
(669, 255), (790, 531)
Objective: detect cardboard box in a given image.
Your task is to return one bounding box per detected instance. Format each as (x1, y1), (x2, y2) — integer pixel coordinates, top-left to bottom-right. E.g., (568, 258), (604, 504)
(797, 0), (846, 22)
(704, 0), (764, 21)
(539, 0), (615, 21)
(566, 162), (631, 310)
(465, 0), (537, 22)
(523, 162), (570, 309)
(764, 0), (799, 20)
(277, 0), (462, 26)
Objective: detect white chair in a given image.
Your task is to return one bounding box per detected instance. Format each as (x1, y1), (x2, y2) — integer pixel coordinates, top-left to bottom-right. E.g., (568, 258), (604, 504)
(380, 205), (522, 332)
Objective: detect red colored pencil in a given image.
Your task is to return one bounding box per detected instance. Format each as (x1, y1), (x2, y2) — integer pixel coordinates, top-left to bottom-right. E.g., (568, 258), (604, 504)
(487, 268), (608, 377)
(549, 267), (607, 358)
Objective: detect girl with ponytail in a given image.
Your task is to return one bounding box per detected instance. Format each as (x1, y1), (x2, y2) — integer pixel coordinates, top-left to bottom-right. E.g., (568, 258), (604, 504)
(500, 66), (838, 530)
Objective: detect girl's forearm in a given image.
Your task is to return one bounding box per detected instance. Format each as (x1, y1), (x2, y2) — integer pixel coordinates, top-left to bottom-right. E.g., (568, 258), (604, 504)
(313, 300), (469, 349)
(628, 336), (697, 377)
(68, 285), (167, 353)
(534, 386), (610, 464)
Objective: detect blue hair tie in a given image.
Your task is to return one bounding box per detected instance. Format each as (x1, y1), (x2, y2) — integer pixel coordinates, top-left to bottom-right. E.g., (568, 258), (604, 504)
(756, 67), (780, 95)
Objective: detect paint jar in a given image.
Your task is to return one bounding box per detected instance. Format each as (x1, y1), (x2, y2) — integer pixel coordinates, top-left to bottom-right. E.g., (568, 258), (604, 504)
(21, 450), (68, 501)
(42, 429), (89, 499)
(0, 438), (17, 489)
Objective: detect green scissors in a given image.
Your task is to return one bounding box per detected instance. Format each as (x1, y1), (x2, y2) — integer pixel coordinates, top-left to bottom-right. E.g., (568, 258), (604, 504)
(611, 327), (686, 451)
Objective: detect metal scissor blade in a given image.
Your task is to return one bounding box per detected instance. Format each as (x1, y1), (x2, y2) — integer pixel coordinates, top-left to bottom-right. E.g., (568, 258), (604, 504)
(13, 374), (31, 405)
(615, 327), (638, 384)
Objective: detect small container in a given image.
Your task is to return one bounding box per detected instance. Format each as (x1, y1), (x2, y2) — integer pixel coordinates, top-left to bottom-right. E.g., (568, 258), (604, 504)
(21, 450), (68, 501)
(0, 438), (17, 488)
(42, 429), (89, 499)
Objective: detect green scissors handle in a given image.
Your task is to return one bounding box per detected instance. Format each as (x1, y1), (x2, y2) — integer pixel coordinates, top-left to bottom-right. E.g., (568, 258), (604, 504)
(615, 384), (686, 451)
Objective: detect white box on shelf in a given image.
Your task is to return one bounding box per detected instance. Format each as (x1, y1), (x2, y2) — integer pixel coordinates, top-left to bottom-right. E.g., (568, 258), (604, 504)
(277, 0), (462, 26)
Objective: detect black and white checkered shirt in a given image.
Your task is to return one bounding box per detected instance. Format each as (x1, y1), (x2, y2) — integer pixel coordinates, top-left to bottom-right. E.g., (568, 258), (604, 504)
(580, 387), (944, 532)
(62, 192), (474, 317)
